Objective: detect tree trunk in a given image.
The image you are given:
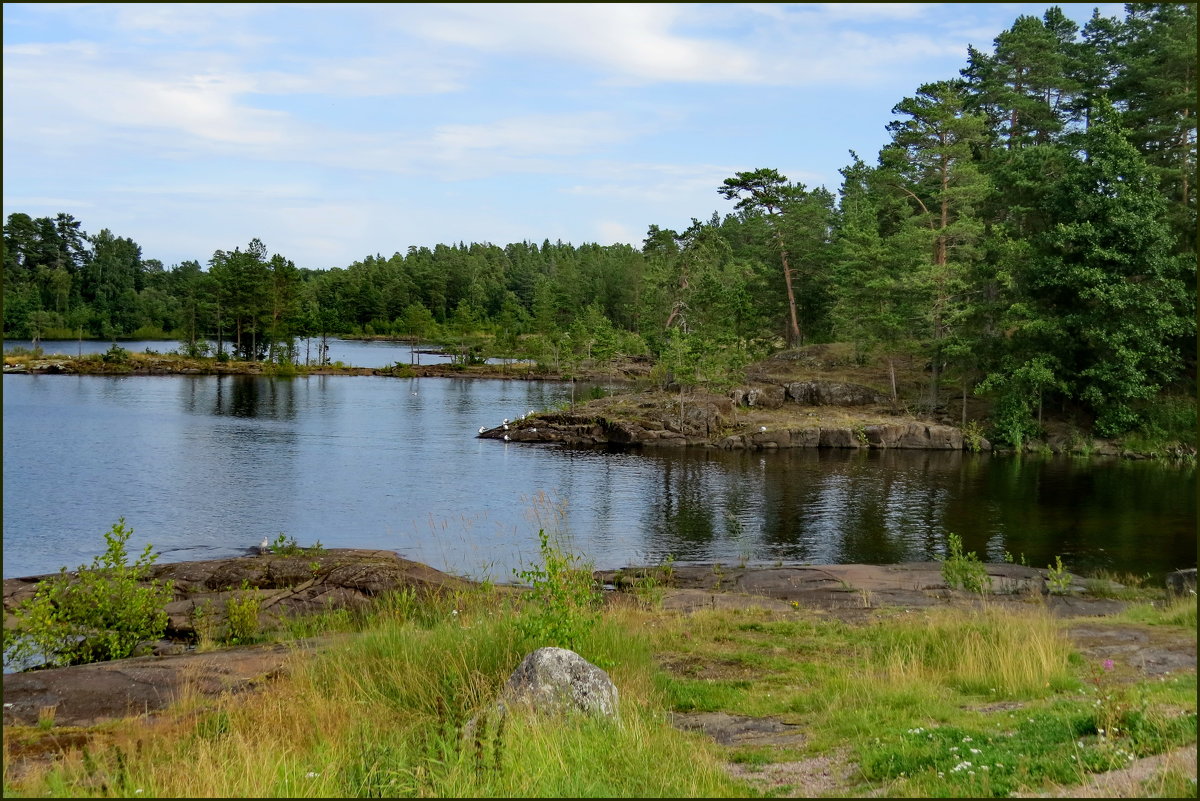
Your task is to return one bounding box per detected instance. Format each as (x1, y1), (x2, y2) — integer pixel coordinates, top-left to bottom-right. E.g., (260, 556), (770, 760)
(929, 343), (942, 414)
(888, 358), (898, 408)
(775, 228), (802, 346)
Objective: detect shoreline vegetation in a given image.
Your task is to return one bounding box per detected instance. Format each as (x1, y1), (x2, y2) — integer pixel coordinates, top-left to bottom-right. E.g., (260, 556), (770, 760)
(3, 341), (1194, 461)
(2, 537), (1196, 798)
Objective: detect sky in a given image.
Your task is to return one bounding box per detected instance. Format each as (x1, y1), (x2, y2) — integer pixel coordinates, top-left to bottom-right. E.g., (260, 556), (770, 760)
(3, 3), (1124, 271)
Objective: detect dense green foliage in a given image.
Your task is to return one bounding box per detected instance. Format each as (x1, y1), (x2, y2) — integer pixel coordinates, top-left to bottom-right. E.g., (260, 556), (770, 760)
(4, 5), (1193, 442)
(2, 520), (174, 667)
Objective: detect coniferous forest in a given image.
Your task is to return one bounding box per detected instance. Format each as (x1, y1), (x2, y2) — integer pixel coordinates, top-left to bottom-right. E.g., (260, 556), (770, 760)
(4, 5), (1195, 444)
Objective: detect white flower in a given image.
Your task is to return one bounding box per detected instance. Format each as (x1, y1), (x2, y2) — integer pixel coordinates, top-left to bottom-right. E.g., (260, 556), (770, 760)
(962, 736), (973, 742)
(305, 772), (320, 779)
(970, 748), (981, 754)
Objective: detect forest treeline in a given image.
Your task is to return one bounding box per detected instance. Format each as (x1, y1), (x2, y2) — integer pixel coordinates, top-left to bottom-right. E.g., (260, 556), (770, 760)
(3, 4), (1195, 444)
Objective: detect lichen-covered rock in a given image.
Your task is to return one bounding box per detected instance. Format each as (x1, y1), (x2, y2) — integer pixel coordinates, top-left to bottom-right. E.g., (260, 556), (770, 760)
(501, 647), (619, 718)
(743, 385), (785, 409)
(785, 381), (881, 407)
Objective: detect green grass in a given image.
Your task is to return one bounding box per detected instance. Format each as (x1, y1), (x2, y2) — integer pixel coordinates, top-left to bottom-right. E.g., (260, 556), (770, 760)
(643, 601), (1196, 798)
(3, 582), (1195, 798)
(3, 590), (748, 798)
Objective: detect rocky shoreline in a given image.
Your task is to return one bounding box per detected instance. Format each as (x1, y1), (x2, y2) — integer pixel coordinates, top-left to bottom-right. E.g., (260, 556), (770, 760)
(5, 550), (1195, 730)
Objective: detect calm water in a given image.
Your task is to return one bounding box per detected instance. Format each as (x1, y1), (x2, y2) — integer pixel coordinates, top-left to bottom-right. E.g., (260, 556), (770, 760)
(2, 372), (1195, 583)
(1, 338), (497, 368)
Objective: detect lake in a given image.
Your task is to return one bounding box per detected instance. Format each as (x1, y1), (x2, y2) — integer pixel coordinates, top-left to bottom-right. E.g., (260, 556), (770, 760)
(2, 338), (501, 368)
(2, 366), (1195, 584)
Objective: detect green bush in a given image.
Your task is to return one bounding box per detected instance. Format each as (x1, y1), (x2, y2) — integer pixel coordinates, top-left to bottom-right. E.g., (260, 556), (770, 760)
(224, 581), (262, 644)
(101, 344), (131, 364)
(939, 533), (992, 594)
(513, 529), (600, 652)
(268, 532), (324, 556)
(3, 519), (174, 667)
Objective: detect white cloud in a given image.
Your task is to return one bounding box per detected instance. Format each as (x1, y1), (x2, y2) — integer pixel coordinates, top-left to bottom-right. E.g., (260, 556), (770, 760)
(595, 220), (637, 246)
(431, 112), (631, 157)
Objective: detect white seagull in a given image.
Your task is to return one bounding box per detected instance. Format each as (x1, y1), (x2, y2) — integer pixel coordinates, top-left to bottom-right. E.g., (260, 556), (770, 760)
(503, 434), (510, 441)
(259, 536), (270, 555)
(478, 426), (485, 434)
(760, 426), (767, 433)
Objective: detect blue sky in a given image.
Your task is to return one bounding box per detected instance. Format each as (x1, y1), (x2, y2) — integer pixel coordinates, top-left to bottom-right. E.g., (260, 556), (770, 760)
(3, 3), (1123, 270)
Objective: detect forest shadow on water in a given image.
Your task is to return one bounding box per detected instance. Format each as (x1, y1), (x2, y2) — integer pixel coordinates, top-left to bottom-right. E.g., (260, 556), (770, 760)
(2, 374), (1195, 583)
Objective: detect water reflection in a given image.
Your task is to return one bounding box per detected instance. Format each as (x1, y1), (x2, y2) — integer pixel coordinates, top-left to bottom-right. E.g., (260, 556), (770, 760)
(2, 374), (1194, 583)
(632, 446), (1195, 575)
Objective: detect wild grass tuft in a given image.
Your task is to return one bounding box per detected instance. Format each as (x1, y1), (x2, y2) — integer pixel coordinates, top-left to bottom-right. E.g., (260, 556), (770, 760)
(869, 606), (1075, 698)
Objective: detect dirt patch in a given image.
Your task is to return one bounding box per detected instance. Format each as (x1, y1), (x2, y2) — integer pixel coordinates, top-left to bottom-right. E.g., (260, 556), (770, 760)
(723, 749), (860, 797)
(670, 712), (806, 748)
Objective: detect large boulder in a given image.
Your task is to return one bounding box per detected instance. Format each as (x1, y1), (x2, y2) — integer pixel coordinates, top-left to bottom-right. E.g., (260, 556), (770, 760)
(743, 385), (786, 409)
(785, 381), (881, 407)
(500, 647), (619, 718)
(863, 423), (963, 450)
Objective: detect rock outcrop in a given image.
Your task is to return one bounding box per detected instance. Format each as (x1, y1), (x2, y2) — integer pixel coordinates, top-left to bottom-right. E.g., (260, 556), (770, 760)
(783, 381), (881, 407)
(4, 549), (479, 643)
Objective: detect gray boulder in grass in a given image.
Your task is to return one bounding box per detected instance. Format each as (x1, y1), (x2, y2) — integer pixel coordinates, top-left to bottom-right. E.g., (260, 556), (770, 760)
(501, 647), (619, 718)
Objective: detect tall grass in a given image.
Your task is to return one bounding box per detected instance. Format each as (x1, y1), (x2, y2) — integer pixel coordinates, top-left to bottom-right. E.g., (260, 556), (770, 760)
(868, 605), (1075, 697)
(5, 590), (746, 798)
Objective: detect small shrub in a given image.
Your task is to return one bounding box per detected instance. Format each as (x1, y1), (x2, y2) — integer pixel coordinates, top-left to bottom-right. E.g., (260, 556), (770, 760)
(962, 420), (986, 454)
(101, 344), (131, 364)
(190, 599), (218, 650)
(3, 519), (174, 667)
(939, 533), (992, 594)
(271, 359), (298, 378)
(178, 341), (211, 359)
(513, 529), (600, 652)
(268, 533), (324, 556)
(853, 423), (869, 446)
(1046, 556), (1071, 595)
(224, 581), (262, 644)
